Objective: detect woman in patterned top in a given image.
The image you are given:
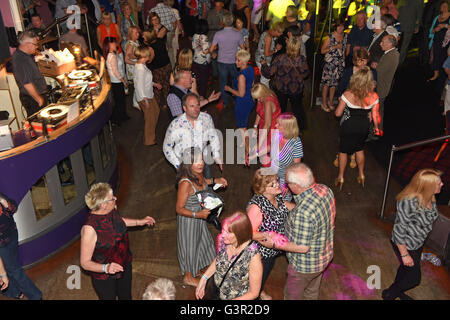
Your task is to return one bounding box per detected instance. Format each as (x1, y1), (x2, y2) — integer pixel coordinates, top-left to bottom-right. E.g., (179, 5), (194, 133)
(270, 113), (304, 200)
(195, 211), (262, 300)
(81, 183), (155, 300)
(247, 168), (294, 300)
(382, 169), (443, 300)
(261, 36), (309, 131)
(192, 19), (211, 98)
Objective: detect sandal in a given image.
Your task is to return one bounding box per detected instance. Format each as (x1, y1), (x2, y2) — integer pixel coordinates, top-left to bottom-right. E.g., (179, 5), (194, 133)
(321, 104), (331, 112)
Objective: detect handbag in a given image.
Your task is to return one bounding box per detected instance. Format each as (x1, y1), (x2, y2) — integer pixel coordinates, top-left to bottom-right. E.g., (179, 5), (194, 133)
(202, 241), (254, 300)
(196, 189), (224, 231)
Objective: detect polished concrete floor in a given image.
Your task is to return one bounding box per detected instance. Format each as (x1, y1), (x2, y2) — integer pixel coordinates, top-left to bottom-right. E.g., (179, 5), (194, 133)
(2, 62), (450, 301)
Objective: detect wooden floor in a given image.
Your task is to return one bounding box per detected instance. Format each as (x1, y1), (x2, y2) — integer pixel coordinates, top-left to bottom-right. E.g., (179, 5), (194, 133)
(3, 67), (450, 301)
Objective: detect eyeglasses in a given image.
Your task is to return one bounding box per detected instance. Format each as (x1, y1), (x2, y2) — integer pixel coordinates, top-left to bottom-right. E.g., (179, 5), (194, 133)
(103, 196), (117, 203)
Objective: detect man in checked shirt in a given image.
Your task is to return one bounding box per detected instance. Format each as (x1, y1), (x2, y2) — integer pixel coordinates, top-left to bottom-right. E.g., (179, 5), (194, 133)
(262, 163), (336, 300)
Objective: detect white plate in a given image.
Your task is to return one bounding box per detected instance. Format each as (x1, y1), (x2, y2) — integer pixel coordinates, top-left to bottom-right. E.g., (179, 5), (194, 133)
(68, 70), (92, 80)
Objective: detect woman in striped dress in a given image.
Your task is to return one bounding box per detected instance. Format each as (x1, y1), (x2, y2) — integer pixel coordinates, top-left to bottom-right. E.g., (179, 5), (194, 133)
(382, 169), (443, 300)
(175, 147), (228, 286)
(270, 113), (304, 200)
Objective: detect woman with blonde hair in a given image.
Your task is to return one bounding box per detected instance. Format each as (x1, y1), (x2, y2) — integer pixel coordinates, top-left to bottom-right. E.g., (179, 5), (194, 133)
(269, 113), (304, 200)
(170, 49), (194, 86)
(225, 50), (255, 165)
(251, 83), (281, 167)
(334, 67), (381, 190)
(255, 21), (285, 87)
(133, 45), (162, 146)
(261, 36), (309, 131)
(80, 183), (155, 300)
(124, 26), (140, 83)
(97, 12), (123, 54)
(382, 169), (443, 300)
(195, 211), (262, 300)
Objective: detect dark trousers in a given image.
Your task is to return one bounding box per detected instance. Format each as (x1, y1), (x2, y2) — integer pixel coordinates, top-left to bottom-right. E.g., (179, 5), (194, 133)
(275, 90), (307, 130)
(260, 255), (276, 293)
(20, 93), (47, 118)
(192, 62), (211, 99)
(218, 62), (238, 107)
(0, 229), (42, 300)
(91, 263), (133, 300)
(110, 82), (128, 123)
(384, 242), (423, 299)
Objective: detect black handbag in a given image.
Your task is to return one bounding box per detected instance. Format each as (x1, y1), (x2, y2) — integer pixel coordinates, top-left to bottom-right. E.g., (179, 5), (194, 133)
(202, 241), (253, 300)
(195, 189), (224, 231)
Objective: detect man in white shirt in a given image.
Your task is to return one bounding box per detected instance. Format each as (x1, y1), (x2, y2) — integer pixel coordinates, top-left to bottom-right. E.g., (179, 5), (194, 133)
(163, 92), (223, 177)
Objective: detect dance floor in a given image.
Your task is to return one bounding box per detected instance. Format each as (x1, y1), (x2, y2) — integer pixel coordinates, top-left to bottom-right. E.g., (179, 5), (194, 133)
(1, 57), (449, 301)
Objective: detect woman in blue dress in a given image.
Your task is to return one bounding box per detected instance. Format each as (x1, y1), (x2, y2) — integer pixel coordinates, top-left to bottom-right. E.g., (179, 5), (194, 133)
(225, 49), (255, 129)
(225, 50), (255, 166)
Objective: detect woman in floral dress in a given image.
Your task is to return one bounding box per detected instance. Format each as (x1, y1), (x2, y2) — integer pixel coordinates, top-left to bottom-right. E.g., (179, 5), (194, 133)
(320, 19), (347, 112)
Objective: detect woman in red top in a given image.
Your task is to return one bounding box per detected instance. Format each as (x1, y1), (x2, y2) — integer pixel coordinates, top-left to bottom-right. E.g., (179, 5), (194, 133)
(80, 183), (155, 300)
(97, 12), (123, 53)
(251, 83), (281, 167)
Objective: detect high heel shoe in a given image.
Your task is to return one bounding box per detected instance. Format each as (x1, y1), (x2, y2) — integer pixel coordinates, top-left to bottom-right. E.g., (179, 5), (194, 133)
(357, 175), (365, 187)
(334, 177), (344, 191)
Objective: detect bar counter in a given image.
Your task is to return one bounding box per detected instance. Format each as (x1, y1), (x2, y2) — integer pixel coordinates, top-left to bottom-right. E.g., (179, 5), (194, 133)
(0, 71), (119, 267)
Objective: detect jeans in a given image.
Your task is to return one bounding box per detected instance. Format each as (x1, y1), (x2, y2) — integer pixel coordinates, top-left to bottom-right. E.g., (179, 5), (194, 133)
(218, 62), (238, 107)
(0, 228), (42, 300)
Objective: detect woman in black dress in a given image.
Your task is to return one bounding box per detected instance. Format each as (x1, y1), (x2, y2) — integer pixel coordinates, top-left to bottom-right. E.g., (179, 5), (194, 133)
(334, 67), (381, 190)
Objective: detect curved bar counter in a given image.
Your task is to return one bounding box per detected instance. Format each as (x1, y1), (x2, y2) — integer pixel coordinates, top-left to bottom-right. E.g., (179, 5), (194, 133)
(0, 73), (119, 268)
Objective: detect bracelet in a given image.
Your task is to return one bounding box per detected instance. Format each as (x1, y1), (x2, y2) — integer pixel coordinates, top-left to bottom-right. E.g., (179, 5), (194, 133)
(102, 264), (108, 273)
(193, 211), (196, 218)
(0, 273), (6, 279)
(202, 274), (209, 281)
(401, 253), (409, 258)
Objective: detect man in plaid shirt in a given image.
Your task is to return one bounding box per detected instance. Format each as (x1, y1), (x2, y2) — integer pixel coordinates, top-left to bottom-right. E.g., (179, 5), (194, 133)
(283, 163), (336, 300)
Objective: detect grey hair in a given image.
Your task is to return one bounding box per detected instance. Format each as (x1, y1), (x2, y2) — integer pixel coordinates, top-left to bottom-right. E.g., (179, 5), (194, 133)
(181, 92), (200, 107)
(142, 278), (176, 300)
(222, 12), (234, 27)
(286, 163), (314, 188)
(384, 33), (397, 47)
(18, 30), (38, 44)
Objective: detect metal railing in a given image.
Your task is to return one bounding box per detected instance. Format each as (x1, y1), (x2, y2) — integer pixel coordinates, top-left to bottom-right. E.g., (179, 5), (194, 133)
(379, 134), (450, 219)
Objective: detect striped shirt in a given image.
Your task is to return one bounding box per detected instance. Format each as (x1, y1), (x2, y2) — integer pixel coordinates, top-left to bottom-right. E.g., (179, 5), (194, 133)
(391, 198), (439, 251)
(270, 135), (304, 189)
(285, 184), (336, 274)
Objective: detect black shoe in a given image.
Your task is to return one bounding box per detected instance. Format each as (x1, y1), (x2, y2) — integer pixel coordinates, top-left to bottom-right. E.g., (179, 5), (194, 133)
(381, 289), (397, 300)
(398, 292), (414, 300)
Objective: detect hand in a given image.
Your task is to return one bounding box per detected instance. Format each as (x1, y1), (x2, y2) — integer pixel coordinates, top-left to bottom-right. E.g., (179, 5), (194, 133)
(0, 197), (8, 208)
(138, 216), (156, 226)
(370, 61), (377, 69)
(196, 208), (211, 220)
(0, 275), (9, 291)
(195, 276), (207, 300)
(37, 95), (45, 107)
(212, 52), (217, 59)
(224, 85), (232, 92)
(154, 83), (162, 90)
(208, 90), (221, 102)
(414, 27), (419, 34)
(402, 255), (414, 267)
(106, 262), (124, 274)
(260, 58), (267, 65)
(214, 177), (228, 188)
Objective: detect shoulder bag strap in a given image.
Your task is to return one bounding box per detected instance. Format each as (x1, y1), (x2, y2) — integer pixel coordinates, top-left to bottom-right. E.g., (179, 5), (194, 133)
(287, 57), (303, 80)
(218, 241), (254, 288)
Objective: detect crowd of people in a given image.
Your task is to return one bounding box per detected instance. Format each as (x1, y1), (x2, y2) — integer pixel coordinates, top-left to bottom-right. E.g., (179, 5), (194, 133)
(1, 0), (446, 301)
